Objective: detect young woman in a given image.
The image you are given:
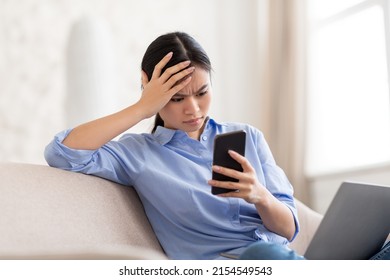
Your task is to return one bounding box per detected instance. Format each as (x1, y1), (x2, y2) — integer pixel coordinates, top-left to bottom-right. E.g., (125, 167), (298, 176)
(45, 32), (301, 260)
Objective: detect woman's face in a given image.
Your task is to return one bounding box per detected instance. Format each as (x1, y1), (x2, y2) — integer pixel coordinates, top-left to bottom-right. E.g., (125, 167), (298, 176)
(159, 67), (212, 140)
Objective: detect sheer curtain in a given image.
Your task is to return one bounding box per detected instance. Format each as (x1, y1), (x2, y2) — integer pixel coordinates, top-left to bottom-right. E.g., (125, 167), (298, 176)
(261, 0), (309, 203)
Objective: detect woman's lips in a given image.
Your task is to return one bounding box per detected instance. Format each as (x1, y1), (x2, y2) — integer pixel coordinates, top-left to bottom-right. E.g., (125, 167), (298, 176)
(184, 117), (203, 125)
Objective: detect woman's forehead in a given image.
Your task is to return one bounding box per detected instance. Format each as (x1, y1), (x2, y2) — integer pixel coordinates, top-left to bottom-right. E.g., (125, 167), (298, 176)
(179, 68), (210, 94)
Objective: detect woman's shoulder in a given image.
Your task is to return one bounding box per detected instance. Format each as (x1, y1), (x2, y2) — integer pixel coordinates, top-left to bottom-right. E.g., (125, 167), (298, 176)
(105, 132), (158, 158)
(117, 131), (154, 144)
(215, 120), (264, 138)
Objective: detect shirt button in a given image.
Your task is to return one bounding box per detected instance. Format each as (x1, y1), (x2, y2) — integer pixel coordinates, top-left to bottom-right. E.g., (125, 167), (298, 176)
(202, 135), (208, 141)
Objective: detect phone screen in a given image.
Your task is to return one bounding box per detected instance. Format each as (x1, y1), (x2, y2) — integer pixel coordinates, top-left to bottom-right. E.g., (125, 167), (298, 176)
(211, 130), (246, 195)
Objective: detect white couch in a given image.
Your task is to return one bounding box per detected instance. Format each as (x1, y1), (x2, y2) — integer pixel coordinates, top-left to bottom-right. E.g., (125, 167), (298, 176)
(0, 162), (323, 259)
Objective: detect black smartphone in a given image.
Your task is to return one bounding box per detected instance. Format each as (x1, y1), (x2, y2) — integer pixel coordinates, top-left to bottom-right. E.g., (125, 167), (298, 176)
(211, 130), (246, 195)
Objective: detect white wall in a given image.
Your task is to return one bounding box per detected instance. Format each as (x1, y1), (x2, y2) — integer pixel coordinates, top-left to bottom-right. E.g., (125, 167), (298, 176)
(0, 0), (268, 164)
(309, 164), (390, 214)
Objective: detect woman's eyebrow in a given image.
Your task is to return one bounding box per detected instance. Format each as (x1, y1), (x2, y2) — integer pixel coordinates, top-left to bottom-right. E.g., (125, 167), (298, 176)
(175, 84), (209, 97)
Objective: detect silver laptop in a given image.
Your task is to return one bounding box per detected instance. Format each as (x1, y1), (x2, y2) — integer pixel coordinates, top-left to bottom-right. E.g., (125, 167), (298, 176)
(304, 181), (390, 260)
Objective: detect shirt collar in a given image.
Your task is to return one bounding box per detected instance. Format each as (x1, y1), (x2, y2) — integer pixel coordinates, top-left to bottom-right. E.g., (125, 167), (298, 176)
(153, 117), (223, 145)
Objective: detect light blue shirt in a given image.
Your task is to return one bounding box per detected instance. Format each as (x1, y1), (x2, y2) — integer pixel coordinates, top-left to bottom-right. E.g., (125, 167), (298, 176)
(44, 118), (299, 259)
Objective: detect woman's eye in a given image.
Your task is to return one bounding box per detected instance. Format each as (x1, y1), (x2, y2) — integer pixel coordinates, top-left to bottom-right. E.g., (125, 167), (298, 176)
(197, 91), (208, 97)
(171, 97), (184, 103)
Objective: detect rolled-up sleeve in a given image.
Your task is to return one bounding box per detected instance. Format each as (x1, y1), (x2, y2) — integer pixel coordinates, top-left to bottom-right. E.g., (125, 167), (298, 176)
(44, 129), (131, 186)
(255, 129), (300, 241)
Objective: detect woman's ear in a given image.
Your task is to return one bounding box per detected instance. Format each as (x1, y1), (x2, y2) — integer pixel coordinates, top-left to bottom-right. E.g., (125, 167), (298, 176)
(141, 70), (149, 90)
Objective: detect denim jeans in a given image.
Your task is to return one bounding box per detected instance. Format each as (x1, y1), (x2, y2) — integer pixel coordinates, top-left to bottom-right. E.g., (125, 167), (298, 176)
(369, 241), (390, 260)
(239, 242), (305, 260)
(239, 241), (390, 260)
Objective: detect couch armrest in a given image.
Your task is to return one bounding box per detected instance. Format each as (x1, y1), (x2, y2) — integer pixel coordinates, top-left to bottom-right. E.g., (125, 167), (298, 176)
(0, 162), (164, 259)
(289, 199), (323, 255)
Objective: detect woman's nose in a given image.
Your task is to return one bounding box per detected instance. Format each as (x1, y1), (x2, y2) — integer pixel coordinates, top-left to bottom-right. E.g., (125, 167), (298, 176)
(184, 97), (200, 114)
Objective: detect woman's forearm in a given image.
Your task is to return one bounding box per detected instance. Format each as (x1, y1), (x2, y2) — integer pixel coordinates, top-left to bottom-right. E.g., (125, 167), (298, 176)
(62, 103), (146, 150)
(62, 53), (195, 151)
(255, 192), (296, 241)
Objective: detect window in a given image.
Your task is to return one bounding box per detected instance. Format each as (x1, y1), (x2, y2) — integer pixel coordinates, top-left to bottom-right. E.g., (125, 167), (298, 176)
(305, 0), (390, 176)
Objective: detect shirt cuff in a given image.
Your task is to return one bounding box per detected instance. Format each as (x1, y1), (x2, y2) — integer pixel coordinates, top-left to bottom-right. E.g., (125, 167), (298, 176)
(285, 202), (300, 242)
(45, 129), (97, 169)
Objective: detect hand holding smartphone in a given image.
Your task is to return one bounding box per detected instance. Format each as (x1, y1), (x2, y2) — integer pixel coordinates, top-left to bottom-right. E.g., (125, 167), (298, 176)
(211, 130), (246, 195)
